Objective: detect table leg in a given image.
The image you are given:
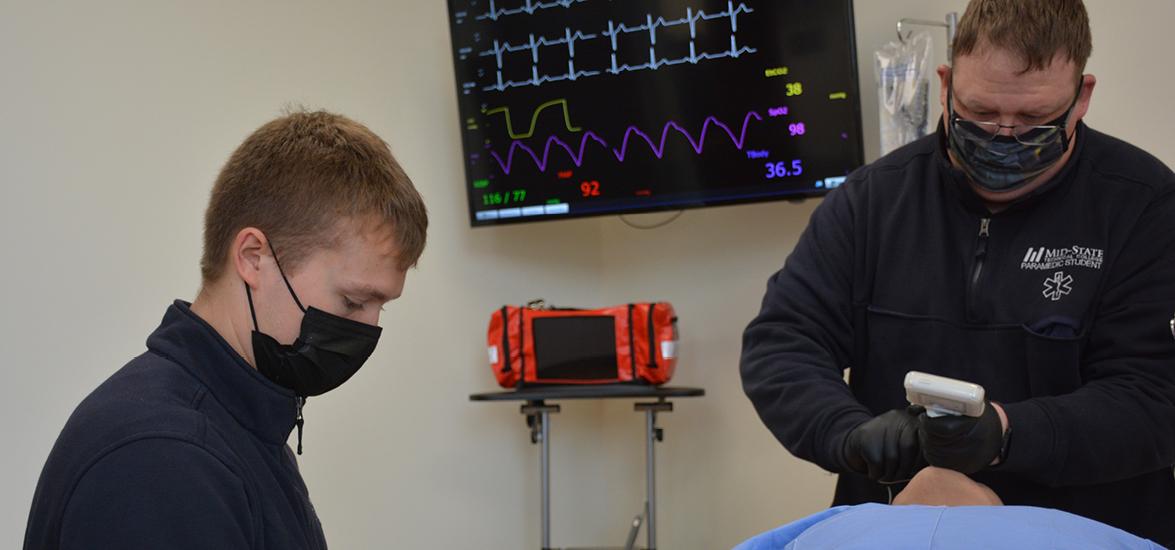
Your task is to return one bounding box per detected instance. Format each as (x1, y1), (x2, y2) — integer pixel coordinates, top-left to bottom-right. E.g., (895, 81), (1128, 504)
(635, 400), (671, 550)
(542, 409), (550, 550)
(522, 402), (560, 550)
(646, 408), (656, 550)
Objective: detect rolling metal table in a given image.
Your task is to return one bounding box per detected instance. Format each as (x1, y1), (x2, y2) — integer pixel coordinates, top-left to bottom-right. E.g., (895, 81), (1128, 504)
(470, 385), (705, 550)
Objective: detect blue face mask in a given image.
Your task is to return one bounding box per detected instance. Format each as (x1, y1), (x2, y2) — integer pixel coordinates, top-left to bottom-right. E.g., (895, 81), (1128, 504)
(947, 83), (1081, 193)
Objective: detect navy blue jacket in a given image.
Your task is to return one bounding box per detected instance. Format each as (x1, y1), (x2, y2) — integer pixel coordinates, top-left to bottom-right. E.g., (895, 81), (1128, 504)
(741, 123), (1175, 544)
(25, 301), (326, 549)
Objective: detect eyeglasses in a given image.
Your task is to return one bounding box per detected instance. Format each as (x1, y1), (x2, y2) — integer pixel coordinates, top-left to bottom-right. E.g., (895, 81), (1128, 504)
(951, 118), (1066, 147)
(948, 80), (1082, 147)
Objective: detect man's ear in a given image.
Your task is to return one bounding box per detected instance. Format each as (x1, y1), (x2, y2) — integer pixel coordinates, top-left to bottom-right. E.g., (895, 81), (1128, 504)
(937, 64), (952, 120)
(232, 228), (270, 289)
(1073, 73), (1097, 123)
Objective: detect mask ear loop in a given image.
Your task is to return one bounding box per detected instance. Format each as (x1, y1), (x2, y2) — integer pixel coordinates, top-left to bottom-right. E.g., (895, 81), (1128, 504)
(1058, 79), (1084, 153)
(946, 72), (956, 129)
(266, 241), (307, 313)
(250, 240), (311, 454)
(945, 75), (970, 143)
(245, 284), (260, 330)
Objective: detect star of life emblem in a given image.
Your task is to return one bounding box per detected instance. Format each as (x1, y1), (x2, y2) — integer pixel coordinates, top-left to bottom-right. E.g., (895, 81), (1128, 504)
(1042, 271), (1073, 302)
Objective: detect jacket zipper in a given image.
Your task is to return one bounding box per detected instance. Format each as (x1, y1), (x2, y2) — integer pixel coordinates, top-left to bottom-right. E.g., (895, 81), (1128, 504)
(281, 397), (323, 549)
(295, 396), (305, 455)
(968, 218), (991, 319)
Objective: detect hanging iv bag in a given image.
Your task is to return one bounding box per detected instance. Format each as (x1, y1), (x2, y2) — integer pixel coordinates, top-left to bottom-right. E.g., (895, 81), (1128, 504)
(876, 31), (934, 156)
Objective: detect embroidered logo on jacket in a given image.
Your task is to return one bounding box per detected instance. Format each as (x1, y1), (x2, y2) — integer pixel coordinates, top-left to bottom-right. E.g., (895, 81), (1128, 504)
(1043, 271), (1074, 301)
(1021, 246), (1104, 271)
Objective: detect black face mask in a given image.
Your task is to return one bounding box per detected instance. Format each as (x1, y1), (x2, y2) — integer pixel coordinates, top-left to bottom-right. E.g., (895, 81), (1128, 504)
(947, 81), (1081, 193)
(246, 246), (382, 397)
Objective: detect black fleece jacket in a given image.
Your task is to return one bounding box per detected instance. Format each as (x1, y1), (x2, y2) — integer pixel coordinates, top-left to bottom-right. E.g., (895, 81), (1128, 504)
(741, 122), (1175, 544)
(25, 301), (326, 549)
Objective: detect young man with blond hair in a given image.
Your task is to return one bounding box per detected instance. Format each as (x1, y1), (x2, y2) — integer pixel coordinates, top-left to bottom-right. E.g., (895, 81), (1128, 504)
(742, 0), (1175, 544)
(24, 110), (427, 549)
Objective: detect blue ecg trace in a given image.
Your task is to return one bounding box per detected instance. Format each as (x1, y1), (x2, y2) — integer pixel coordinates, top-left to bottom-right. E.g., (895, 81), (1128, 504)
(477, 1), (757, 92)
(476, 0), (589, 22)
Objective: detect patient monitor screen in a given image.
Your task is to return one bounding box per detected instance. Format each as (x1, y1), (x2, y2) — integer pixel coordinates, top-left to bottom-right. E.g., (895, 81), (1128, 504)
(447, 0), (865, 225)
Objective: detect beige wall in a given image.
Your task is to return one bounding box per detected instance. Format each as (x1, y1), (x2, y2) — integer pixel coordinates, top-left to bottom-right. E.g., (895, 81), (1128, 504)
(1, 1), (1171, 548)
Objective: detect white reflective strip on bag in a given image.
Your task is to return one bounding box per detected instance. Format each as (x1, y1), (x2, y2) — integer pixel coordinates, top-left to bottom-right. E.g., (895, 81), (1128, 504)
(488, 345), (499, 365)
(660, 340), (678, 360)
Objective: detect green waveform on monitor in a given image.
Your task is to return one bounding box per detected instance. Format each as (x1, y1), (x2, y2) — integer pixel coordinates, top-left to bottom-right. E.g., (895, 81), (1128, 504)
(483, 98), (582, 139)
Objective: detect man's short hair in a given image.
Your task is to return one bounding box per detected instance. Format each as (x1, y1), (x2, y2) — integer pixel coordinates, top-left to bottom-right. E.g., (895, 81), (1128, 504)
(953, 0), (1093, 73)
(200, 109), (428, 282)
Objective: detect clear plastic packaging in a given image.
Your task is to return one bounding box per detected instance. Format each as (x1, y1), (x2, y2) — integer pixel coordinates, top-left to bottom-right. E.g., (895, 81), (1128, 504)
(875, 32), (934, 156)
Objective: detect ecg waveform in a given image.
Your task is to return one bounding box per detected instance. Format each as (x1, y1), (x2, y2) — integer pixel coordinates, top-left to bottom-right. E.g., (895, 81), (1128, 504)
(478, 29), (599, 59)
(489, 111), (764, 174)
(479, 3), (752, 56)
(602, 1), (753, 37)
(484, 98), (583, 139)
(477, 1), (756, 92)
(477, 0), (588, 21)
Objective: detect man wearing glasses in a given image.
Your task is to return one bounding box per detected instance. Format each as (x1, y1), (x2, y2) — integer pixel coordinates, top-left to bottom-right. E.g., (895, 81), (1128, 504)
(741, 0), (1175, 545)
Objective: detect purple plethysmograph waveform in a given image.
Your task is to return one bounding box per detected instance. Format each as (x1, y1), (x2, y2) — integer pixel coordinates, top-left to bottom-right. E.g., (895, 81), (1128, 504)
(489, 111), (763, 175)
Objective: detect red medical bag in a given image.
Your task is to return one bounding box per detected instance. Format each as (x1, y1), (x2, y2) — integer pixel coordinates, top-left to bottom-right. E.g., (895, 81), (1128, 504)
(487, 302), (679, 388)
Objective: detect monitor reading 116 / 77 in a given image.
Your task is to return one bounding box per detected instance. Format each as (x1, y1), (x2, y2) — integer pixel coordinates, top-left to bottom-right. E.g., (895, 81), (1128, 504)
(446, 0), (864, 226)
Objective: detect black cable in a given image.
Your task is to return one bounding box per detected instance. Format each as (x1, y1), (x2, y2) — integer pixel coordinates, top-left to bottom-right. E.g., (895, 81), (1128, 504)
(618, 210), (684, 229)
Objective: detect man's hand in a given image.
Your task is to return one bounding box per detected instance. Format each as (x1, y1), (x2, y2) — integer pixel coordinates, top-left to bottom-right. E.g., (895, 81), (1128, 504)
(842, 406), (926, 482)
(918, 402), (1004, 474)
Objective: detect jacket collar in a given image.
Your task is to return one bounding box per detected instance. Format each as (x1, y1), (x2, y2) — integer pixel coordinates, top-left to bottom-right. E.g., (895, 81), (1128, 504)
(935, 119), (1087, 216)
(146, 300), (297, 446)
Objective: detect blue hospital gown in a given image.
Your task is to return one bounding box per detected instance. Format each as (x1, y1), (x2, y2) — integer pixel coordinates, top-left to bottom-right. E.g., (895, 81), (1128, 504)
(735, 503), (1165, 549)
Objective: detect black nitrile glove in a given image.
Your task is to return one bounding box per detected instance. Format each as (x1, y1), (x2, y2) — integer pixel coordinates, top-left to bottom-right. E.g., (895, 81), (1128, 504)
(918, 402), (1003, 474)
(842, 405), (926, 482)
